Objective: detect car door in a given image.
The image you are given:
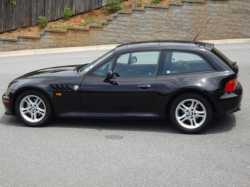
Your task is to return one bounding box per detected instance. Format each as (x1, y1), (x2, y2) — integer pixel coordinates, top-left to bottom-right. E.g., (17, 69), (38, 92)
(81, 51), (161, 114)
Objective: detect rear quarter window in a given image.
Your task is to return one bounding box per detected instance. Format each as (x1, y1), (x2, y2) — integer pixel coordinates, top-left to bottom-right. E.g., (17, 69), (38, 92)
(160, 51), (214, 75)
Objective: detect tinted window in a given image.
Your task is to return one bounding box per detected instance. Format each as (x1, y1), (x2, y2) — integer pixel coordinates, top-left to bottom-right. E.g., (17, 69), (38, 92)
(114, 51), (160, 77)
(117, 53), (130, 64)
(91, 57), (116, 76)
(161, 51), (214, 75)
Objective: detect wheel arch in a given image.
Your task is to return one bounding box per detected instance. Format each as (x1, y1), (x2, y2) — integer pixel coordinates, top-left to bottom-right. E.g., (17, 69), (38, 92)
(12, 87), (54, 115)
(165, 88), (217, 116)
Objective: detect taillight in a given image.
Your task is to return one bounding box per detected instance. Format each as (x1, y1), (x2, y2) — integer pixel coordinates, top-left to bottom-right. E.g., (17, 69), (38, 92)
(225, 78), (237, 92)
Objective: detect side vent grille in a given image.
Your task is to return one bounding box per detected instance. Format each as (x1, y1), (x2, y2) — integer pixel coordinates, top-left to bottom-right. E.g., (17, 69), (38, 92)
(51, 85), (73, 92)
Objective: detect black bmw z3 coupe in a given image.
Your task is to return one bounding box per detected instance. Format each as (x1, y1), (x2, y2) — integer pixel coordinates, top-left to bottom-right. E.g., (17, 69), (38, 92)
(2, 41), (243, 133)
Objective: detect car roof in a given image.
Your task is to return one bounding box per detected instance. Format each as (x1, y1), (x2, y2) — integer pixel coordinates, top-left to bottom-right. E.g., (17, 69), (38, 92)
(114, 41), (214, 53)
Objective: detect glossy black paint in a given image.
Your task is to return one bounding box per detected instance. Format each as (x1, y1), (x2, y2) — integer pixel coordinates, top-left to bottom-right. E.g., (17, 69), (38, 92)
(2, 41), (243, 119)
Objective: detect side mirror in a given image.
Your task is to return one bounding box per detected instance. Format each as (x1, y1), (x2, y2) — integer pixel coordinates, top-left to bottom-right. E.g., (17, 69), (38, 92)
(104, 70), (113, 83)
(107, 70), (113, 79)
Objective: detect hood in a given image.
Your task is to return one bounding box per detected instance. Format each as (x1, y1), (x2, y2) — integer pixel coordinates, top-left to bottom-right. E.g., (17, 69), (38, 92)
(18, 65), (86, 79)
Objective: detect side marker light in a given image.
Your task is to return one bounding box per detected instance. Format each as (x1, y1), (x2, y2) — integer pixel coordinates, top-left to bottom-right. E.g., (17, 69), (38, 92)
(55, 93), (62, 96)
(3, 100), (10, 103)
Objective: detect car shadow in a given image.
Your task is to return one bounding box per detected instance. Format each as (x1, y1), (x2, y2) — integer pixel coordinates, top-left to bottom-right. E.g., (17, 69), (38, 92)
(0, 113), (236, 135)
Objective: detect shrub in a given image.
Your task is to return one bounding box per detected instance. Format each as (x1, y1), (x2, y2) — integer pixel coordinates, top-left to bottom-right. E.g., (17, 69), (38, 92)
(103, 0), (122, 14)
(137, 0), (142, 7)
(37, 16), (48, 28)
(152, 0), (162, 4)
(80, 17), (101, 27)
(63, 6), (72, 20)
(7, 0), (16, 5)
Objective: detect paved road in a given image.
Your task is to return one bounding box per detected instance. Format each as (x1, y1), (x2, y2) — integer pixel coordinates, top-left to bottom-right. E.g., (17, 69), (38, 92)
(0, 44), (250, 187)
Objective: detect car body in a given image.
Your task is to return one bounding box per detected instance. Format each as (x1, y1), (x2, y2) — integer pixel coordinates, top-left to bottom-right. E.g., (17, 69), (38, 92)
(2, 41), (243, 133)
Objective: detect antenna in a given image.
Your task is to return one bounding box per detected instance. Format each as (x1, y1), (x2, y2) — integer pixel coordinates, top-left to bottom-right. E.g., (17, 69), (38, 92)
(192, 18), (211, 42)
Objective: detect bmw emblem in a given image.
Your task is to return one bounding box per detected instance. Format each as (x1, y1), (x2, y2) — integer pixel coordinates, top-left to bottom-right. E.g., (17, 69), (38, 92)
(74, 85), (79, 91)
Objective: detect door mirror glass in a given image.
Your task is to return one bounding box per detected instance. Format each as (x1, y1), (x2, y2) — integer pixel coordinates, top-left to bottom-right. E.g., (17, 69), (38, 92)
(107, 70), (113, 79)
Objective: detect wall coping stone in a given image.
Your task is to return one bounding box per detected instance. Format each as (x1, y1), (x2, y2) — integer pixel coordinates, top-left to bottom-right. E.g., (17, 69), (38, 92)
(182, 0), (206, 3)
(0, 38), (18, 42)
(118, 11), (132, 14)
(144, 5), (169, 9)
(45, 29), (67, 33)
(102, 22), (109, 25)
(68, 27), (89, 31)
(206, 0), (229, 1)
(169, 3), (184, 6)
(17, 35), (40, 39)
(89, 25), (103, 28)
(107, 18), (113, 21)
(132, 8), (146, 11)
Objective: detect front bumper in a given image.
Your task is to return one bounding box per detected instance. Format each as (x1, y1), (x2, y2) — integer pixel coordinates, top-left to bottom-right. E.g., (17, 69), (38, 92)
(2, 94), (15, 115)
(215, 81), (243, 116)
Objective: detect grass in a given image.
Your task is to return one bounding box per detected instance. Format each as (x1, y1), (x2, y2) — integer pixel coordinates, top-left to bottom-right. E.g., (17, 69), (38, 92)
(80, 17), (101, 27)
(152, 0), (162, 4)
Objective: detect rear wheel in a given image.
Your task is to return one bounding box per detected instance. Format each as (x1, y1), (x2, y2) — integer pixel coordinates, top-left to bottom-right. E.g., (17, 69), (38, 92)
(170, 93), (213, 133)
(15, 90), (53, 127)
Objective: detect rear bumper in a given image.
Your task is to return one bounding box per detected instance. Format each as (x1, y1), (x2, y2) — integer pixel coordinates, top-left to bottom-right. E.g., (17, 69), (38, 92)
(215, 81), (243, 116)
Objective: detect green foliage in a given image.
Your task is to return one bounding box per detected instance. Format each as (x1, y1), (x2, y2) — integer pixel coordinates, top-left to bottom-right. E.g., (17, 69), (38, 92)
(63, 6), (72, 20)
(7, 0), (16, 5)
(37, 16), (48, 28)
(80, 17), (101, 26)
(103, 0), (122, 14)
(137, 0), (142, 7)
(152, 0), (162, 4)
(49, 25), (71, 30)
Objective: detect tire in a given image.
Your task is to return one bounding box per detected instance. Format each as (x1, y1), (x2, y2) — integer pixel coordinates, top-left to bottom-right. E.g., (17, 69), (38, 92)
(169, 93), (213, 133)
(15, 90), (53, 127)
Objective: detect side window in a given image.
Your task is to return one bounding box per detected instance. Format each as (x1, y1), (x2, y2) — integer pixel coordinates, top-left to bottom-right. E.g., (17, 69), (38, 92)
(114, 51), (160, 77)
(161, 51), (214, 75)
(117, 53), (130, 64)
(91, 57), (116, 76)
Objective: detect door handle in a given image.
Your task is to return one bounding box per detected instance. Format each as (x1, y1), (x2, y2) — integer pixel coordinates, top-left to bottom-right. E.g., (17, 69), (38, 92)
(138, 84), (151, 89)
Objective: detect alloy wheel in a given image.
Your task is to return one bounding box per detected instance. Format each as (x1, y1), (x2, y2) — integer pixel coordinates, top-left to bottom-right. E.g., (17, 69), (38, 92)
(175, 99), (206, 129)
(19, 95), (46, 123)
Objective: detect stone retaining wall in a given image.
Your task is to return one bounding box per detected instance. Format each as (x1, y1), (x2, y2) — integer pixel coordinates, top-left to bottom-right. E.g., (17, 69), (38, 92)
(0, 0), (250, 51)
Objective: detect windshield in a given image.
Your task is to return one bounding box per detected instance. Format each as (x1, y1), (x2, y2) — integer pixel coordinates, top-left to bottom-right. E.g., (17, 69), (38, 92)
(79, 49), (115, 75)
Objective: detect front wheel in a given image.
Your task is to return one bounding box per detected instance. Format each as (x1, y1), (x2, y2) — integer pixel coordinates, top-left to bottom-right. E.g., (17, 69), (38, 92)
(15, 90), (53, 127)
(170, 93), (213, 133)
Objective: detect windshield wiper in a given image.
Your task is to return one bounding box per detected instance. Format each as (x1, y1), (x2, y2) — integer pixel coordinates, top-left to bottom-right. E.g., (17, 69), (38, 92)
(77, 64), (88, 73)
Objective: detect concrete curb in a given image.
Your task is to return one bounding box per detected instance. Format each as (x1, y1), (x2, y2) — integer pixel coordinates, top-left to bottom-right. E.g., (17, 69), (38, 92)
(0, 44), (119, 58)
(0, 39), (250, 58)
(199, 38), (250, 44)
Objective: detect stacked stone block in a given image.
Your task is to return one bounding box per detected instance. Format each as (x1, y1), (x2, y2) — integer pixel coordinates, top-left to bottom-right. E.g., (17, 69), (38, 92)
(0, 0), (249, 51)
